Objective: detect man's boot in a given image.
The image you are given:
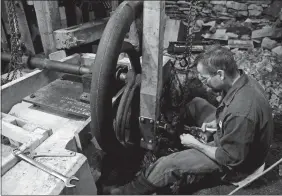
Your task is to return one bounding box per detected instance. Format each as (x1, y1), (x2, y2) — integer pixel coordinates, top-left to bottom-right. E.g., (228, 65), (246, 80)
(107, 173), (157, 195)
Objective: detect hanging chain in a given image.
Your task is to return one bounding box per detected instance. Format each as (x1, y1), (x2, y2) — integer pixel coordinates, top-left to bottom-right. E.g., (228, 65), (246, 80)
(182, 0), (199, 68)
(2, 1), (24, 85)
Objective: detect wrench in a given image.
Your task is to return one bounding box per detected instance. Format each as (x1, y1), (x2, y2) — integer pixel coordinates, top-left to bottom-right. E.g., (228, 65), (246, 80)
(12, 148), (79, 187)
(29, 151), (76, 158)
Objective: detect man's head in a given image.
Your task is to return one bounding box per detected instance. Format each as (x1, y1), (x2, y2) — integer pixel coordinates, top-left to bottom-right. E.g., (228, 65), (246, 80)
(195, 45), (239, 92)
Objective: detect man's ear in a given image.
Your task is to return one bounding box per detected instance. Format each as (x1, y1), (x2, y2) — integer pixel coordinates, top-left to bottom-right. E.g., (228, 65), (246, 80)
(217, 70), (225, 80)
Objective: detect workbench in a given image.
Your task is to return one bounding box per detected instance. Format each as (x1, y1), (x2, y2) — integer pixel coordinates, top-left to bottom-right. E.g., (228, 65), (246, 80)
(1, 53), (101, 195)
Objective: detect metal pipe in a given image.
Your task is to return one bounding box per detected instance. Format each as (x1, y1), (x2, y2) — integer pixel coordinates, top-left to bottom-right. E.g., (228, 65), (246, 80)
(1, 52), (91, 75)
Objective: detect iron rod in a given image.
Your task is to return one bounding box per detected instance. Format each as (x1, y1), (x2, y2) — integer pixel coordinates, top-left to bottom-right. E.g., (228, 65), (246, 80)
(1, 52), (91, 75)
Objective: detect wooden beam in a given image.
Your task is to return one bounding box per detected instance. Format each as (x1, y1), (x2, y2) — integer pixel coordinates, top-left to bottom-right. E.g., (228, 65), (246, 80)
(13, 1), (35, 54)
(2, 102), (97, 194)
(59, 6), (67, 28)
(139, 1), (165, 149)
(1, 120), (52, 176)
(1, 53), (81, 114)
(33, 0), (61, 56)
(1, 21), (9, 52)
(140, 1), (165, 119)
(53, 18), (109, 49)
(1, 0), (10, 35)
(164, 16), (180, 49)
(1, 70), (59, 113)
(111, 1), (119, 12)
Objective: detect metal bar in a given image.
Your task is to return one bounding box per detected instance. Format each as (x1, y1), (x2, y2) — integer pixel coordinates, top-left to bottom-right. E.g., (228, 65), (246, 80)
(1, 52), (91, 75)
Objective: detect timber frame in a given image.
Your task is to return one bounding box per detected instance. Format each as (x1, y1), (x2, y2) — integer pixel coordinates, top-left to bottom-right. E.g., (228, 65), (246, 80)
(1, 0), (117, 57)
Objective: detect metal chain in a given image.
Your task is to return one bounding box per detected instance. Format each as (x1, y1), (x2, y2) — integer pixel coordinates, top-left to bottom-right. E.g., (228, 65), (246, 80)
(183, 0), (199, 68)
(2, 1), (24, 85)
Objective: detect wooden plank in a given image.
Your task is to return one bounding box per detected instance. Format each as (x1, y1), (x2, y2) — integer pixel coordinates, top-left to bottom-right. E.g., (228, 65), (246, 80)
(53, 18), (109, 49)
(2, 121), (45, 145)
(140, 1), (165, 119)
(59, 6), (67, 28)
(2, 102), (97, 195)
(33, 1), (61, 56)
(1, 53), (82, 114)
(164, 16), (180, 49)
(1, 69), (60, 113)
(1, 123), (52, 176)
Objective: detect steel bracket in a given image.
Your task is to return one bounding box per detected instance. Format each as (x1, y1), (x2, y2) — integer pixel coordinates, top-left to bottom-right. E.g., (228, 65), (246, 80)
(139, 116), (156, 150)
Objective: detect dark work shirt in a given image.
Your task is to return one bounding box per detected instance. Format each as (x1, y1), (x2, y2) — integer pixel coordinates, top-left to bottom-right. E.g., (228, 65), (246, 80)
(213, 70), (273, 182)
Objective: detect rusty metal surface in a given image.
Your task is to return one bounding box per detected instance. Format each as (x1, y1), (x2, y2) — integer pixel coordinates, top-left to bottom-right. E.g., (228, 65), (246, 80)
(23, 79), (90, 118)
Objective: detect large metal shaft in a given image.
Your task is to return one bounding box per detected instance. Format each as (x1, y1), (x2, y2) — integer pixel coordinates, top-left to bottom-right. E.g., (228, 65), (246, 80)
(1, 52), (91, 75)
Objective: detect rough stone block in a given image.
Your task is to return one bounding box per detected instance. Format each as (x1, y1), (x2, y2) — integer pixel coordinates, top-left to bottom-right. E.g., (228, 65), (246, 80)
(263, 0), (282, 18)
(246, 0), (271, 5)
(238, 10), (249, 17)
(213, 4), (227, 13)
(249, 9), (263, 16)
(248, 4), (263, 11)
(210, 1), (227, 5)
(202, 8), (212, 14)
(272, 46), (282, 57)
(226, 1), (248, 11)
(261, 37), (278, 50)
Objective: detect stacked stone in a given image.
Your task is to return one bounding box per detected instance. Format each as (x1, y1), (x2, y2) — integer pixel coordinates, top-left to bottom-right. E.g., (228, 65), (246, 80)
(165, 0), (273, 20)
(233, 48), (282, 117)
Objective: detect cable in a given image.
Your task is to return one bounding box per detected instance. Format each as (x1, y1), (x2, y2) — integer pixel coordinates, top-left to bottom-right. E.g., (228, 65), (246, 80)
(228, 158), (282, 195)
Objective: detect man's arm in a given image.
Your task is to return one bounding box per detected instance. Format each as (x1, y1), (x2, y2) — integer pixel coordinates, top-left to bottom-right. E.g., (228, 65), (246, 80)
(193, 142), (218, 161)
(180, 115), (255, 168)
(180, 134), (218, 162)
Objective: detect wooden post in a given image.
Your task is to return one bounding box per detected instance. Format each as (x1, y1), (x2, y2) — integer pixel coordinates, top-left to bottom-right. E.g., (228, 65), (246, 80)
(33, 0), (61, 56)
(1, 22), (10, 52)
(13, 1), (35, 54)
(139, 1), (165, 149)
(111, 1), (119, 12)
(1, 0), (10, 35)
(140, 1), (165, 119)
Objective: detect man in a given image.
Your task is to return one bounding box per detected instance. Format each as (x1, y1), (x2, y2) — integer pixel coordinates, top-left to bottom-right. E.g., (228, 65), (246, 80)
(105, 45), (274, 194)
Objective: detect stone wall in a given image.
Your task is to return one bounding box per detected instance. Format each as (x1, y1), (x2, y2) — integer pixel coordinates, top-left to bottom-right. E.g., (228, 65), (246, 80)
(166, 0), (281, 20)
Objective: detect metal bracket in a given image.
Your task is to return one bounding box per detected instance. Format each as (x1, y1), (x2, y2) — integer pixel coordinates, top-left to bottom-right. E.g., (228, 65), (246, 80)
(139, 116), (156, 150)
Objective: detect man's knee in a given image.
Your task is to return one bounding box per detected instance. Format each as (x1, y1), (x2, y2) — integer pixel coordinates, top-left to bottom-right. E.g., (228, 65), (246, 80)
(186, 97), (216, 126)
(189, 97), (211, 108)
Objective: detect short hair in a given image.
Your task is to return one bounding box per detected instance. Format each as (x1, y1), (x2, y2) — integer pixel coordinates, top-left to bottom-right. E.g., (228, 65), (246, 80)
(195, 45), (238, 77)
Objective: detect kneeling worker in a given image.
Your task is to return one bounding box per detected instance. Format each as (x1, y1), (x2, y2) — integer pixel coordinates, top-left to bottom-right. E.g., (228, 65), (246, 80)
(105, 46), (274, 195)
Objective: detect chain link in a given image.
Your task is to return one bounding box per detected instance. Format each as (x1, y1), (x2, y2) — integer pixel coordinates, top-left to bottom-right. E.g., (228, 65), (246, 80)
(1, 1), (24, 85)
(183, 0), (199, 68)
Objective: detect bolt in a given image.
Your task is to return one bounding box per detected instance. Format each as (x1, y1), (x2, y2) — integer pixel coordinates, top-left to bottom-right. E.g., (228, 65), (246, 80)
(141, 138), (144, 141)
(30, 94), (36, 98)
(149, 140), (152, 143)
(140, 117), (144, 123)
(156, 121), (159, 125)
(150, 119), (154, 124)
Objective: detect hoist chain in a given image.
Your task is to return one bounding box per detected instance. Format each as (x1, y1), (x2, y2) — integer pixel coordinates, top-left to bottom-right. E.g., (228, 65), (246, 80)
(1, 1), (24, 85)
(183, 0), (199, 68)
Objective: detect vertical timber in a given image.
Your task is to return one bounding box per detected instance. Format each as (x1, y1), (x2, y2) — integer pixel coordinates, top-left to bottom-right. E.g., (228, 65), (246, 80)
(139, 1), (165, 149)
(33, 0), (61, 56)
(140, 1), (165, 119)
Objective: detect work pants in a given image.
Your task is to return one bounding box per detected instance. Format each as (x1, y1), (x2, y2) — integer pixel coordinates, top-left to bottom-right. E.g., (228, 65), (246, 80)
(144, 97), (223, 189)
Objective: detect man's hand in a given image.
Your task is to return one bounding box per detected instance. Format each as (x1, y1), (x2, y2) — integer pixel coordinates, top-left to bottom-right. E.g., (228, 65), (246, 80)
(180, 133), (202, 148)
(201, 120), (217, 132)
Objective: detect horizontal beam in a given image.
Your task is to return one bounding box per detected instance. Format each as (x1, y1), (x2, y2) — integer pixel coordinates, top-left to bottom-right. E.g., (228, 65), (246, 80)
(53, 18), (109, 49)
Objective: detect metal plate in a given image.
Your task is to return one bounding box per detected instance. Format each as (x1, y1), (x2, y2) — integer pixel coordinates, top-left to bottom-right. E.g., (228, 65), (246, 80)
(23, 79), (90, 118)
